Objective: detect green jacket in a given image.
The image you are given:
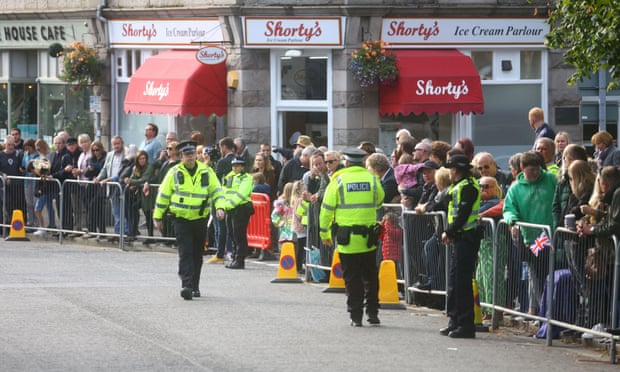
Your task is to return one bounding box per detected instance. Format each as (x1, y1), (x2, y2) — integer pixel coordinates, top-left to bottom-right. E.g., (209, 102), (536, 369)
(503, 169), (557, 243)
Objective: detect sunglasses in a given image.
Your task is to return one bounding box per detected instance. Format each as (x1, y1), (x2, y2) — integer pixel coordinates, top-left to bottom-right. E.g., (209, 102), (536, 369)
(167, 147), (174, 150)
(477, 164), (490, 170)
(479, 184), (490, 190)
(92, 148), (101, 152)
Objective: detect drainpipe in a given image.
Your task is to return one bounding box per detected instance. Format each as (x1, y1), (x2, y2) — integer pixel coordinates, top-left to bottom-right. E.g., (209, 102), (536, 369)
(96, 0), (108, 42)
(96, 0), (109, 142)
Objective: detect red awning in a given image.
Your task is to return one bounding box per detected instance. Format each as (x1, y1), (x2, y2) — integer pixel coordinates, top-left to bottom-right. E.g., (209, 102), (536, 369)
(124, 50), (227, 116)
(379, 49), (484, 116)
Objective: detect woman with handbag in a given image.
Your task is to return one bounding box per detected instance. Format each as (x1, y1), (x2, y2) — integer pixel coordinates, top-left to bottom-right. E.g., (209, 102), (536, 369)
(577, 165), (620, 335)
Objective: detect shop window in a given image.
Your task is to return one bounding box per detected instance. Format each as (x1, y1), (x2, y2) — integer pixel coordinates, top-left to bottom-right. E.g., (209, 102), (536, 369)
(0, 83), (7, 129)
(38, 50), (62, 81)
(472, 84), (541, 167)
(38, 84), (92, 140)
(520, 50), (541, 79)
(116, 49), (158, 81)
(471, 51), (493, 80)
(10, 51), (37, 79)
(11, 83), (37, 129)
(280, 56), (327, 101)
(0, 51), (7, 78)
(282, 111), (327, 148)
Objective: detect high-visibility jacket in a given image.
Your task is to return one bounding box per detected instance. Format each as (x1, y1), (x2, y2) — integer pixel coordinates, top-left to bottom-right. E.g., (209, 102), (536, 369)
(447, 176), (480, 233)
(222, 170), (253, 211)
(296, 199), (309, 227)
(319, 165), (384, 254)
(154, 161), (225, 221)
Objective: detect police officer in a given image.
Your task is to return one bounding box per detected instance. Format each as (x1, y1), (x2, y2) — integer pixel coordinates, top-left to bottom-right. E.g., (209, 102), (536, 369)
(320, 148), (385, 327)
(223, 156), (254, 269)
(154, 140), (226, 300)
(440, 154), (481, 338)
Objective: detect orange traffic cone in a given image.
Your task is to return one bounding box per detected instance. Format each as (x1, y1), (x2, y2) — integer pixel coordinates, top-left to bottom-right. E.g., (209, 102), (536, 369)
(378, 260), (406, 310)
(271, 241), (302, 283)
(5, 209), (29, 241)
(323, 249), (346, 293)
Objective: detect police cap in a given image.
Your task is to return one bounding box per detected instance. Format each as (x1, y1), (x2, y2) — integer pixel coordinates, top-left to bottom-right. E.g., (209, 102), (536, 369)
(176, 140), (197, 154)
(342, 147), (367, 164)
(231, 156), (246, 165)
(444, 154), (472, 170)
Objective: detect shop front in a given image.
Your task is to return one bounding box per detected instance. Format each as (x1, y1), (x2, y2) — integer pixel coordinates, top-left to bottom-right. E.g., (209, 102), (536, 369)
(0, 19), (92, 142)
(242, 17), (345, 149)
(379, 17), (550, 167)
(110, 18), (227, 147)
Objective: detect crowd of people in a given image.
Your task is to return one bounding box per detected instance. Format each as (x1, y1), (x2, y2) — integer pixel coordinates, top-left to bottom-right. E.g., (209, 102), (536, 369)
(3, 106), (620, 334)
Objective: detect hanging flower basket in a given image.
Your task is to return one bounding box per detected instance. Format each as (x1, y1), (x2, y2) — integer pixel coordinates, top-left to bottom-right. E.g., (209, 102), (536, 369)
(349, 40), (398, 88)
(60, 42), (104, 94)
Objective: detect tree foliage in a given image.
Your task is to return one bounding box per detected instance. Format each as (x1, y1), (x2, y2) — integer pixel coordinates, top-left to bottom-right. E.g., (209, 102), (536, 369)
(546, 0), (620, 89)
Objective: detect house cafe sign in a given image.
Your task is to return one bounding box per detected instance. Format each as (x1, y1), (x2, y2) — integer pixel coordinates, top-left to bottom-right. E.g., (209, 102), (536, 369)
(0, 20), (89, 48)
(196, 46), (227, 65)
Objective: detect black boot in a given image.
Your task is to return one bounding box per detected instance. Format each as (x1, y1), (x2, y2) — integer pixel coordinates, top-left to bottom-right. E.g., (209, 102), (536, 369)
(226, 259), (245, 269)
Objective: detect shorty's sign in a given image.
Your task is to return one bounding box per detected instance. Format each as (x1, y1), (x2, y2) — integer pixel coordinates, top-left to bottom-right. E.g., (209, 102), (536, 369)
(196, 46), (227, 65)
(109, 19), (223, 47)
(243, 17), (345, 48)
(0, 20), (89, 48)
(416, 79), (469, 100)
(381, 18), (549, 46)
(143, 81), (170, 101)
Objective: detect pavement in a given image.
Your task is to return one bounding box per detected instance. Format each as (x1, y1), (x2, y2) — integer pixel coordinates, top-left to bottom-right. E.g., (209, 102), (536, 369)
(0, 239), (618, 371)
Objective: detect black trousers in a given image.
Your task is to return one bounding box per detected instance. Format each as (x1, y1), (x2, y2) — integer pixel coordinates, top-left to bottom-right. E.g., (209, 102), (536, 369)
(339, 249), (379, 321)
(175, 217), (208, 290)
(227, 203), (252, 261)
(446, 229), (480, 331)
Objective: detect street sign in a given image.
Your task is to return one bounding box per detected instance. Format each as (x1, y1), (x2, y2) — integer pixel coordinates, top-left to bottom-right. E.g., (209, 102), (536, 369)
(89, 95), (102, 113)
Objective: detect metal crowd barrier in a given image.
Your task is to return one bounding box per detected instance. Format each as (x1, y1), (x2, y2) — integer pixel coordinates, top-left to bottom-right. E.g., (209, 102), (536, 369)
(402, 211), (447, 305)
(6, 174), (620, 361)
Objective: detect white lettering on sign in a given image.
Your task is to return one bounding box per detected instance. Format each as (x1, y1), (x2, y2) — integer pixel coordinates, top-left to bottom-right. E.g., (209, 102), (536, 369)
(143, 81), (170, 101)
(347, 182), (371, 192)
(415, 80), (469, 100)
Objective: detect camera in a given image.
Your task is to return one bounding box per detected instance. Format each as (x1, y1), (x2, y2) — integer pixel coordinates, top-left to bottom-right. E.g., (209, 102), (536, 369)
(205, 145), (221, 163)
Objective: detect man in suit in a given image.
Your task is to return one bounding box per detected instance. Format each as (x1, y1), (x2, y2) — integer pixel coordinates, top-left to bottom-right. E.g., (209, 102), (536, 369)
(94, 136), (127, 239)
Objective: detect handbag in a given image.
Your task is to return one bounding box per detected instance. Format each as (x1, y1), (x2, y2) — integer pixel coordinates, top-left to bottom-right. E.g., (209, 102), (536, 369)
(584, 246), (611, 280)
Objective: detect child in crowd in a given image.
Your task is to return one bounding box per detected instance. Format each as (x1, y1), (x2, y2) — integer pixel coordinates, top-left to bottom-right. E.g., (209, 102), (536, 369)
(271, 182), (295, 244)
(291, 180), (308, 273)
(379, 211), (403, 264)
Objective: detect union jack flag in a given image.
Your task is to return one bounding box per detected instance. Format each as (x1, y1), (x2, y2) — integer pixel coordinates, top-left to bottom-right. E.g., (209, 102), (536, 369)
(530, 231), (550, 257)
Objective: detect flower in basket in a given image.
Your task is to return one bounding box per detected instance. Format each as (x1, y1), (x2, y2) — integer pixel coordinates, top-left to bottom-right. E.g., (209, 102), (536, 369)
(349, 40), (398, 88)
(60, 41), (104, 93)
